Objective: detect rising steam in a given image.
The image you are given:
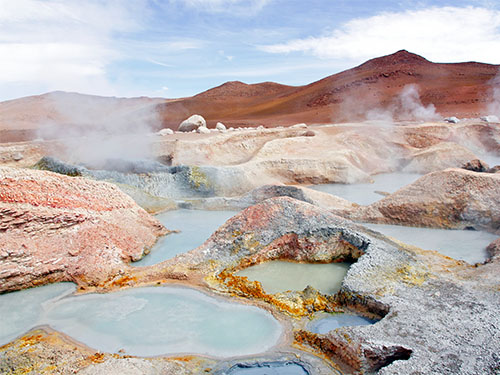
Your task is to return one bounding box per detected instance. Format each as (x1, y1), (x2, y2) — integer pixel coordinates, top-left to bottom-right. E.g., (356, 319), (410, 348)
(366, 84), (439, 122)
(36, 92), (163, 168)
(487, 72), (500, 117)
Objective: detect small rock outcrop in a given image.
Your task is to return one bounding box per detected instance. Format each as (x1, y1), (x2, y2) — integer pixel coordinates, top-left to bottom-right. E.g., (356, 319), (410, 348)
(157, 128), (174, 136)
(178, 114), (206, 132)
(444, 116), (460, 123)
(480, 115), (499, 123)
(0, 167), (167, 292)
(345, 168), (500, 232)
(462, 159), (489, 172)
(216, 122), (227, 131)
(197, 126), (210, 134)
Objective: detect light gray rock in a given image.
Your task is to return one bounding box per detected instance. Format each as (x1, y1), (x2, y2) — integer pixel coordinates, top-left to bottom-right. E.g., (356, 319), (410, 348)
(215, 122), (226, 131)
(197, 126), (211, 134)
(444, 116), (460, 123)
(178, 114), (206, 132)
(157, 128), (174, 136)
(481, 115), (499, 123)
(291, 123), (308, 129)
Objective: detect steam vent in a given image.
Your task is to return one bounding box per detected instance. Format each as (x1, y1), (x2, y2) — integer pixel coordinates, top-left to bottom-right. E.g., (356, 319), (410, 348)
(2, 2), (500, 372)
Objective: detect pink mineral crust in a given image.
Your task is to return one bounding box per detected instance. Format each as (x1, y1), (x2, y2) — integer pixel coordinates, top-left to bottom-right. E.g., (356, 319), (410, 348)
(0, 166), (167, 292)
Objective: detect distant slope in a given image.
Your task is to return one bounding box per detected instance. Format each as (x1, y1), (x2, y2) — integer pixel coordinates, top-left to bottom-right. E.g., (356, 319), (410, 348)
(1, 50), (499, 142)
(158, 50), (499, 128)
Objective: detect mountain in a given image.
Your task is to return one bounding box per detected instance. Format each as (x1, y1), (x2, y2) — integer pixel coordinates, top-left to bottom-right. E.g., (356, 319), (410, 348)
(1, 50), (498, 142)
(157, 50), (499, 128)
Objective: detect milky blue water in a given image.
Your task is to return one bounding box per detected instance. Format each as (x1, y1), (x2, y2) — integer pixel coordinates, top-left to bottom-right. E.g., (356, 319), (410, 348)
(236, 261), (350, 295)
(0, 284), (282, 357)
(364, 223), (497, 264)
(0, 282), (76, 345)
(133, 209), (238, 266)
(307, 313), (376, 335)
(311, 173), (421, 205)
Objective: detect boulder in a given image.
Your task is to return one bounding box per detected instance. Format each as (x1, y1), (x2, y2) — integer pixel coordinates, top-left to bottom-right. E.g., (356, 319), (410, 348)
(197, 126), (211, 134)
(215, 122), (226, 131)
(178, 114), (206, 132)
(462, 159), (489, 172)
(0, 166), (167, 292)
(444, 116), (460, 123)
(157, 128), (174, 136)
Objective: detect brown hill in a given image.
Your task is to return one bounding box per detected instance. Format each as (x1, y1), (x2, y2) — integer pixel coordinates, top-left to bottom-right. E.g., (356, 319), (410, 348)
(158, 50), (499, 128)
(1, 50), (499, 142)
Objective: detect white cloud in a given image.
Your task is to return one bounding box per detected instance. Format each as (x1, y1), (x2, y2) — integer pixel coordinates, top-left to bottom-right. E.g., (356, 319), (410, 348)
(260, 6), (500, 64)
(0, 0), (144, 100)
(173, 0), (271, 14)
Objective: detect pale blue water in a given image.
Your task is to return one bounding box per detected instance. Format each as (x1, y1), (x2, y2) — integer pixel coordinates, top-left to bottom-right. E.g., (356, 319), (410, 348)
(308, 313), (376, 334)
(236, 261), (350, 295)
(0, 282), (76, 345)
(311, 173), (421, 205)
(0, 284), (282, 357)
(364, 223), (497, 264)
(227, 362), (309, 374)
(133, 209), (238, 266)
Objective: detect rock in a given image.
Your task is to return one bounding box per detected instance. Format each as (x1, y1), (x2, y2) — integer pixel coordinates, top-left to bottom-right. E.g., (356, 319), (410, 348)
(302, 130), (316, 137)
(257, 125), (265, 130)
(402, 142), (478, 174)
(0, 166), (167, 292)
(444, 116), (460, 123)
(486, 238), (500, 261)
(480, 115), (499, 123)
(345, 168), (500, 232)
(178, 115), (206, 132)
(488, 165), (500, 173)
(11, 152), (23, 161)
(197, 126), (210, 134)
(157, 128), (174, 136)
(462, 159), (489, 172)
(291, 123), (307, 129)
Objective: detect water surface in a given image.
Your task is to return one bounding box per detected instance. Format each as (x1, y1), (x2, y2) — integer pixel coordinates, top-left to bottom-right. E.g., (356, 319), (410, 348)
(311, 173), (421, 205)
(308, 313), (376, 334)
(236, 261), (350, 295)
(0, 283), (76, 345)
(134, 209), (237, 266)
(364, 223), (497, 264)
(43, 286), (282, 357)
(227, 362), (309, 375)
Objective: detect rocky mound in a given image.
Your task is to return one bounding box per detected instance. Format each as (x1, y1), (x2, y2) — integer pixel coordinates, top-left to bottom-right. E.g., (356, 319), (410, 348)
(344, 168), (500, 233)
(0, 167), (167, 292)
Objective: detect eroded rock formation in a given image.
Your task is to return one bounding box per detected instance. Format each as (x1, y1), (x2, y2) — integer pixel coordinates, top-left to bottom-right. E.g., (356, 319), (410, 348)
(0, 167), (167, 292)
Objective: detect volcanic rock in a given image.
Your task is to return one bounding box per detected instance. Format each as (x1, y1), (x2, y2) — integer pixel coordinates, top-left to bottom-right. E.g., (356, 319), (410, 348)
(0, 166), (167, 292)
(158, 128), (174, 136)
(481, 115), (499, 123)
(216, 122), (226, 131)
(462, 158), (490, 172)
(344, 168), (500, 232)
(197, 126), (210, 134)
(178, 114), (206, 132)
(444, 116), (460, 123)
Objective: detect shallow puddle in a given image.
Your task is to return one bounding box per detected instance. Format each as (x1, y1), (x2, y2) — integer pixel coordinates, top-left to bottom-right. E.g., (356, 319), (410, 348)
(311, 173), (421, 205)
(307, 313), (376, 334)
(364, 223), (497, 264)
(236, 261), (350, 295)
(133, 209), (237, 266)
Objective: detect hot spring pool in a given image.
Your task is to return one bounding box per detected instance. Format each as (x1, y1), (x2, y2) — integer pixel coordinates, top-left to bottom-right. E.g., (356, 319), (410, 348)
(236, 261), (350, 295)
(133, 209), (237, 266)
(0, 284), (282, 357)
(307, 313), (376, 334)
(311, 173), (421, 205)
(364, 223), (497, 264)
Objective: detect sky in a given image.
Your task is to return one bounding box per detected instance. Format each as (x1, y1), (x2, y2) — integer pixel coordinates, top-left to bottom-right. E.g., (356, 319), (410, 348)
(1, 0), (500, 101)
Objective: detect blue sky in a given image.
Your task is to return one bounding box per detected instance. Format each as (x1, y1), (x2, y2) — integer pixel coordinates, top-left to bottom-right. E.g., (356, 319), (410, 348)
(1, 0), (500, 101)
